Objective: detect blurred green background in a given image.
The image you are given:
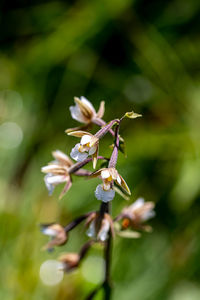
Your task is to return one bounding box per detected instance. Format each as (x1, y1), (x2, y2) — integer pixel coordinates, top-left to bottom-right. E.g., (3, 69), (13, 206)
(1, 0), (200, 299)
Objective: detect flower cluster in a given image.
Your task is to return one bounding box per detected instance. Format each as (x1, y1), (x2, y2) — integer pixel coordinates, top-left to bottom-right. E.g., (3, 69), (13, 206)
(40, 96), (155, 296)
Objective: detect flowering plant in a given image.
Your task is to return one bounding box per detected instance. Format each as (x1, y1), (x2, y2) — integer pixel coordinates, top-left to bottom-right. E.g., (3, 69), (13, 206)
(40, 96), (155, 299)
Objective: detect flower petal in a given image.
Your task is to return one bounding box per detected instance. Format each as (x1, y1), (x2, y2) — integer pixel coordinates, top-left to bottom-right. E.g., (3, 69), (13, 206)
(44, 174), (66, 195)
(101, 169), (111, 179)
(75, 97), (94, 120)
(129, 198), (144, 211)
(98, 219), (110, 241)
(86, 220), (96, 238)
(89, 168), (105, 178)
(96, 101), (105, 119)
(41, 165), (66, 175)
(117, 175), (131, 195)
(114, 186), (130, 201)
(80, 134), (92, 145)
(52, 150), (72, 166)
(80, 96), (96, 114)
(95, 184), (115, 202)
(68, 131), (91, 138)
(70, 144), (89, 161)
(59, 177), (72, 199)
(41, 227), (57, 236)
(92, 148), (98, 169)
(88, 146), (97, 155)
(70, 105), (87, 123)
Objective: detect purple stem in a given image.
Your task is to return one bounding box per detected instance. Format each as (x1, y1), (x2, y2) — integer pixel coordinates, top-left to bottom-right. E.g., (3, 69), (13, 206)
(95, 119), (119, 140)
(108, 124), (120, 168)
(93, 118), (116, 137)
(69, 156), (108, 174)
(79, 240), (94, 260)
(64, 212), (92, 232)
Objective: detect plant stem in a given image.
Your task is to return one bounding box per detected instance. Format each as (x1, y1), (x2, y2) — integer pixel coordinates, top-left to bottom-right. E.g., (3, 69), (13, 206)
(69, 156), (108, 174)
(101, 201), (112, 300)
(64, 213), (92, 232)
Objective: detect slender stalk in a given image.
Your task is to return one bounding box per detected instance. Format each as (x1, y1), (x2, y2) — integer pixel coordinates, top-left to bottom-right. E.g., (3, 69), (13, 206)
(69, 156), (108, 174)
(103, 202), (112, 300)
(64, 213), (92, 232)
(102, 123), (120, 300)
(92, 118), (115, 137)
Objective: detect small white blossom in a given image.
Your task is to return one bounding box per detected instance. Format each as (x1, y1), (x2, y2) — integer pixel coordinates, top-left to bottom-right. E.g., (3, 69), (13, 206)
(122, 197), (155, 222)
(69, 96), (105, 124)
(85, 212), (114, 242)
(41, 224), (68, 250)
(41, 150), (73, 198)
(68, 131), (99, 168)
(91, 167), (131, 202)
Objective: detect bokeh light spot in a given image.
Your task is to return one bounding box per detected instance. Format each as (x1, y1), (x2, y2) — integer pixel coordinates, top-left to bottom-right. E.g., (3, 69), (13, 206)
(0, 122), (23, 149)
(81, 256), (104, 284)
(40, 260), (64, 286)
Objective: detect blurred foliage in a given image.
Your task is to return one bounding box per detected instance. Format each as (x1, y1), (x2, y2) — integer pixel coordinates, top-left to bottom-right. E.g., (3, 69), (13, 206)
(0, 0), (200, 299)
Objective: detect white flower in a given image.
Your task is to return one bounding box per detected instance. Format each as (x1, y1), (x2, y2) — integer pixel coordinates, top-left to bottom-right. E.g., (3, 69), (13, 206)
(59, 253), (80, 272)
(85, 212), (114, 242)
(40, 224), (68, 250)
(122, 197), (155, 222)
(95, 184), (115, 202)
(41, 150), (73, 198)
(69, 96), (105, 124)
(91, 167), (131, 202)
(68, 131), (99, 168)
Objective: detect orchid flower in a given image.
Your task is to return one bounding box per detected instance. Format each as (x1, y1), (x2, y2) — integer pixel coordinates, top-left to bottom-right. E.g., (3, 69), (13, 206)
(116, 198), (155, 237)
(41, 150), (73, 198)
(59, 253), (80, 272)
(40, 223), (68, 251)
(85, 212), (114, 242)
(67, 96), (105, 133)
(68, 131), (99, 169)
(70, 96), (105, 123)
(90, 167), (131, 202)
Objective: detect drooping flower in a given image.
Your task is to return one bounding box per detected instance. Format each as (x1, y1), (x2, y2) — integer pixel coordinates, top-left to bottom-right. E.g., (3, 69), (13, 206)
(116, 198), (155, 237)
(40, 223), (68, 251)
(122, 197), (155, 224)
(68, 131), (99, 169)
(85, 212), (114, 242)
(59, 253), (80, 272)
(41, 150), (73, 198)
(90, 167), (131, 202)
(69, 96), (105, 125)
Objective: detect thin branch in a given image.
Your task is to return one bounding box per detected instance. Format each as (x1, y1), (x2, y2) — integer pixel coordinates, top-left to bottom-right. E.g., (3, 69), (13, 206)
(64, 213), (92, 232)
(69, 156), (109, 174)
